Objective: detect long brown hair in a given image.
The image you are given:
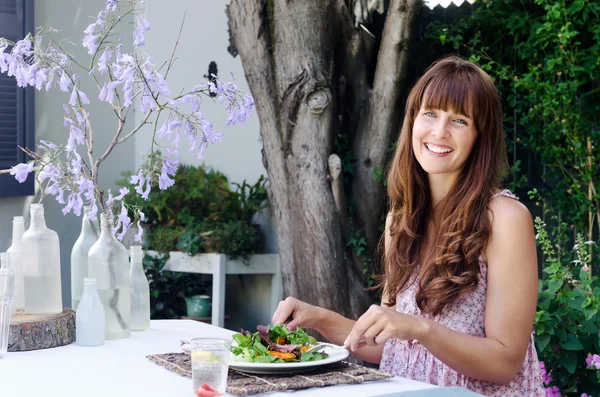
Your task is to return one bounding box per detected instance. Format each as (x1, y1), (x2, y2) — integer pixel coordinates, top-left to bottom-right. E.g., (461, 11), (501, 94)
(381, 56), (508, 316)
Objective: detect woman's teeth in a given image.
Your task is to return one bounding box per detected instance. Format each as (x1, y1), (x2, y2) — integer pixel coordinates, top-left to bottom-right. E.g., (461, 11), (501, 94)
(426, 143), (452, 154)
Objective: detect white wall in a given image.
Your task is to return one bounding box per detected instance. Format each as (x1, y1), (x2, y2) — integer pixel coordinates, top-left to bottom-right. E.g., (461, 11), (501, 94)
(0, 1), (136, 306)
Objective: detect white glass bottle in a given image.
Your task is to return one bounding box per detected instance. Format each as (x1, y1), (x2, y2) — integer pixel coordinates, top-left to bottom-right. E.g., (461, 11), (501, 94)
(7, 216), (25, 312)
(0, 253), (15, 359)
(129, 246), (150, 331)
(76, 277), (105, 347)
(22, 203), (63, 314)
(71, 208), (99, 310)
(88, 213), (131, 340)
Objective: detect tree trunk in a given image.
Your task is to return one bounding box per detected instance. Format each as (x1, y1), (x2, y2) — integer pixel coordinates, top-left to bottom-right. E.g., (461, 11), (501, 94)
(226, 0), (420, 322)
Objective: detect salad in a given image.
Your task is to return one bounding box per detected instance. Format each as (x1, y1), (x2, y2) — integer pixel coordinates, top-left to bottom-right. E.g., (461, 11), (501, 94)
(230, 324), (329, 363)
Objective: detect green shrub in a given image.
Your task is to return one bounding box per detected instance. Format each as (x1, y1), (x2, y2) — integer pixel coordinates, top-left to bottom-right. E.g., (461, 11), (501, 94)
(534, 216), (599, 395)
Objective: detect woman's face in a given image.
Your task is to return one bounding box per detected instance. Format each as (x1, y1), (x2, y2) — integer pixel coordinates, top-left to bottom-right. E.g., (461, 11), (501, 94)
(412, 105), (478, 180)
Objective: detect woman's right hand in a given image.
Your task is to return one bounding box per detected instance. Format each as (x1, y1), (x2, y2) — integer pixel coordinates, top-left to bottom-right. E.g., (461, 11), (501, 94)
(271, 297), (320, 331)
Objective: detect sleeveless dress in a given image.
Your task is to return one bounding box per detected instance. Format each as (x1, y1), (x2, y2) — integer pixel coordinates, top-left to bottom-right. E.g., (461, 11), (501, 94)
(379, 190), (545, 396)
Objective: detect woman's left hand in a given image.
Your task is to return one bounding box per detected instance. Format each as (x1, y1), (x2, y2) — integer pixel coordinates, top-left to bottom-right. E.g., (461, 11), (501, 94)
(344, 305), (426, 351)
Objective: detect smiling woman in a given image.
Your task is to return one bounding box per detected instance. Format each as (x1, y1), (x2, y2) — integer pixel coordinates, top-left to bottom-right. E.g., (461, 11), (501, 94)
(271, 56), (545, 396)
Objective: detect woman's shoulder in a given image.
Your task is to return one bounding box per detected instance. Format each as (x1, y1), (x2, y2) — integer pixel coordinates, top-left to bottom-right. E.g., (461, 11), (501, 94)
(484, 190), (534, 262)
(489, 189), (531, 223)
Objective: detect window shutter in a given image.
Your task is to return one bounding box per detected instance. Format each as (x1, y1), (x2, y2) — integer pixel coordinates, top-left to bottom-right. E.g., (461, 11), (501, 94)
(0, 0), (34, 197)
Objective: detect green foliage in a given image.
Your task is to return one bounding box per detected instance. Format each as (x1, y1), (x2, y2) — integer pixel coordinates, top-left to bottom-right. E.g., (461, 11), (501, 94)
(119, 154), (267, 260)
(211, 220), (262, 264)
(534, 216), (600, 394)
(142, 253), (210, 319)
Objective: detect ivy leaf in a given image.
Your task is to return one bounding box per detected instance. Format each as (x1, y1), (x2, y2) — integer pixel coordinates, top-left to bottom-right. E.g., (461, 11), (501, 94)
(560, 351), (578, 374)
(536, 334), (551, 353)
(560, 334), (584, 351)
(547, 279), (563, 295)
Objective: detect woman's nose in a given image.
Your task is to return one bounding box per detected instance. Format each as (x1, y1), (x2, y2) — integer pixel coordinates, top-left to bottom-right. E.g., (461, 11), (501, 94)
(431, 119), (450, 139)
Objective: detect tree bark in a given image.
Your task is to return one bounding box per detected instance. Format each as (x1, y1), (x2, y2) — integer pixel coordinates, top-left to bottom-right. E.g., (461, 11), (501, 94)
(351, 0), (422, 268)
(226, 0), (420, 322)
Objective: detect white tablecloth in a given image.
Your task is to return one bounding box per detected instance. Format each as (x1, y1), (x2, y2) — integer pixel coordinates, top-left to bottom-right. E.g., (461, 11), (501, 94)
(0, 320), (436, 397)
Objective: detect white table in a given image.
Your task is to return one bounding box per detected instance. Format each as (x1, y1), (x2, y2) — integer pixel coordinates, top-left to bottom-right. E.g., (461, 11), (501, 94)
(0, 320), (436, 397)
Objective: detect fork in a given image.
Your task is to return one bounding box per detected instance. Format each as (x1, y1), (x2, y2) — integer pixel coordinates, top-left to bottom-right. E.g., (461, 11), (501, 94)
(304, 340), (367, 354)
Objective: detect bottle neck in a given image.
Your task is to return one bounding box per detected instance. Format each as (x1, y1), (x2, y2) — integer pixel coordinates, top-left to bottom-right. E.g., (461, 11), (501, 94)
(83, 281), (97, 294)
(11, 221), (25, 246)
(30, 213), (47, 228)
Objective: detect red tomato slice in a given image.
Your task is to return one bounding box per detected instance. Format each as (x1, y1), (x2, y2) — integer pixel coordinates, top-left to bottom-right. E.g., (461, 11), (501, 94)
(195, 384), (223, 397)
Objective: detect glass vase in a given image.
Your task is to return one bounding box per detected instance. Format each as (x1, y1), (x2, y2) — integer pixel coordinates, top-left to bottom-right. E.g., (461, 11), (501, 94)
(21, 203), (63, 314)
(88, 213), (131, 340)
(76, 277), (105, 347)
(71, 208), (99, 310)
(0, 253), (15, 359)
(129, 246), (150, 331)
(7, 216), (25, 312)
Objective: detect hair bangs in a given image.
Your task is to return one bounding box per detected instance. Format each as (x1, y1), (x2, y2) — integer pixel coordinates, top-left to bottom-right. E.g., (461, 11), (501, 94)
(420, 68), (476, 121)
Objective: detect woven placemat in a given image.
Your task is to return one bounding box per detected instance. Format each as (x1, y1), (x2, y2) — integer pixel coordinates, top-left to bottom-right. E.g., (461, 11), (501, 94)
(147, 352), (394, 396)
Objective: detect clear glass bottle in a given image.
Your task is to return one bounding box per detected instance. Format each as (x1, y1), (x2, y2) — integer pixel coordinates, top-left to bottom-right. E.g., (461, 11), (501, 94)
(7, 216), (25, 312)
(0, 252), (15, 359)
(71, 208), (99, 310)
(88, 213), (131, 340)
(22, 203), (63, 314)
(129, 245), (150, 331)
(75, 277), (105, 347)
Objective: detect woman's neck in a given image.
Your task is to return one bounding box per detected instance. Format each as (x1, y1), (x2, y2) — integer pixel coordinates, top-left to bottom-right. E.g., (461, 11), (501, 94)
(427, 172), (459, 207)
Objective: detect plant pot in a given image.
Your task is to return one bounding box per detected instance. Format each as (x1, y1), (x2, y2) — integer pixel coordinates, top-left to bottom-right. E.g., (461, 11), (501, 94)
(184, 295), (212, 318)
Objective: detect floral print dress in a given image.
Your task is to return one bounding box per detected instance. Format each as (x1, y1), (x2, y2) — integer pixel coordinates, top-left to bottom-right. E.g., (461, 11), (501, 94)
(379, 190), (545, 396)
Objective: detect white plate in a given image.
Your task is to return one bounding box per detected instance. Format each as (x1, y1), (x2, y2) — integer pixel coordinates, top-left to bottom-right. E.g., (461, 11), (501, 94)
(228, 345), (350, 374)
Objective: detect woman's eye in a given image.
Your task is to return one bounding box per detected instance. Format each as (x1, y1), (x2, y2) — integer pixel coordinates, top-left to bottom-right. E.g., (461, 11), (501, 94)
(424, 111), (436, 117)
(455, 118), (468, 125)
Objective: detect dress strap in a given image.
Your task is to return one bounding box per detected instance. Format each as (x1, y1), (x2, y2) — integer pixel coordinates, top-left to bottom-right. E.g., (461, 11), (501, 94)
(492, 189), (519, 200)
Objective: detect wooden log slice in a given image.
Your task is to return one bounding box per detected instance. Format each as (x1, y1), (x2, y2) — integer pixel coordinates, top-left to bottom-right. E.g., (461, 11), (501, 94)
(8, 308), (75, 352)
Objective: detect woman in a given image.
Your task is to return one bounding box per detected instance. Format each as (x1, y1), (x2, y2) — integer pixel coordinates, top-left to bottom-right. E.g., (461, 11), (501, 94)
(271, 56), (544, 396)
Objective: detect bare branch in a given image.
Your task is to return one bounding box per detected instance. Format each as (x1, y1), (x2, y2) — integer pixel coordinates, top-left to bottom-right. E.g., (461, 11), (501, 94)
(164, 11), (186, 80)
(116, 109), (154, 144)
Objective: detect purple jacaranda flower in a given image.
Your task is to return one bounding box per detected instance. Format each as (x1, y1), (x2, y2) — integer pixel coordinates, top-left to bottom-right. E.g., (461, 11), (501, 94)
(99, 80), (121, 104)
(77, 177), (95, 201)
(59, 70), (71, 92)
(141, 178), (151, 199)
(140, 87), (156, 113)
(82, 33), (99, 55)
(38, 140), (58, 151)
(9, 162), (33, 183)
(113, 203), (132, 240)
(158, 151), (178, 190)
(45, 182), (66, 204)
(106, 186), (130, 207)
(132, 15), (150, 47)
(130, 170), (151, 199)
(134, 220), (144, 243)
(123, 81), (134, 107)
(69, 87), (90, 106)
(11, 37), (32, 57)
(62, 192), (84, 216)
(106, 0), (119, 12)
(66, 124), (85, 152)
(97, 47), (112, 74)
(71, 152), (83, 176)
